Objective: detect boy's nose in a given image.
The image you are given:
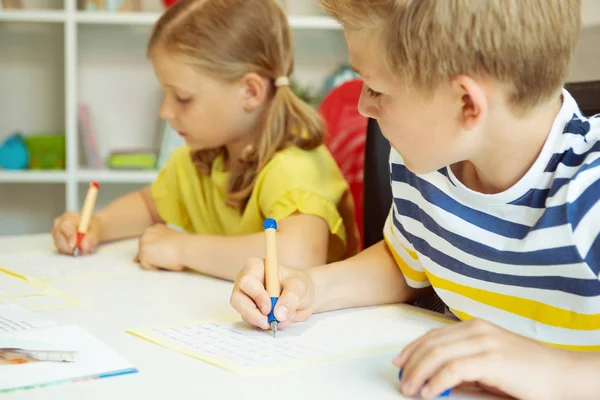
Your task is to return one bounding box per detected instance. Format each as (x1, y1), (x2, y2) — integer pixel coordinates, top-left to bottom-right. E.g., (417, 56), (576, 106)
(358, 87), (378, 119)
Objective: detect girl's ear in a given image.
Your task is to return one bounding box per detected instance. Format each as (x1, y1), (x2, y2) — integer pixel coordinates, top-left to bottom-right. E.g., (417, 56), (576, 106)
(241, 72), (268, 112)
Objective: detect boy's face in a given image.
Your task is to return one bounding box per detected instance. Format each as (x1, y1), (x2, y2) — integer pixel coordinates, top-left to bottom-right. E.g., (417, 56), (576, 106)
(346, 30), (468, 174)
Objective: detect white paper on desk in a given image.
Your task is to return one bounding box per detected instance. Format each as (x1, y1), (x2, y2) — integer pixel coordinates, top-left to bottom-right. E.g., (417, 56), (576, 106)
(128, 305), (456, 376)
(0, 240), (139, 281)
(0, 324), (137, 393)
(0, 304), (57, 334)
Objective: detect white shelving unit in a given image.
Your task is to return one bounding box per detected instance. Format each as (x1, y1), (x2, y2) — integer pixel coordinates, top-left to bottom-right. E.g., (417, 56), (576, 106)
(1, 0), (599, 236)
(0, 0), (349, 235)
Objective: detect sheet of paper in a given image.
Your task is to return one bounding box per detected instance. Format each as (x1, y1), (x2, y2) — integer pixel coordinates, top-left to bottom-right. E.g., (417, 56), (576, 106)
(127, 305), (455, 376)
(0, 324), (137, 392)
(0, 272), (83, 311)
(0, 240), (139, 282)
(0, 304), (57, 334)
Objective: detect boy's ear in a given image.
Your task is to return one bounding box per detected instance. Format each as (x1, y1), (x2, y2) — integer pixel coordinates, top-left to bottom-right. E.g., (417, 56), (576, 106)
(451, 75), (487, 131)
(240, 72), (267, 112)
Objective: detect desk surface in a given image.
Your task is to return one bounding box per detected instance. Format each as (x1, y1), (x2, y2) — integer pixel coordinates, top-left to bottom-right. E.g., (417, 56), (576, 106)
(0, 235), (495, 400)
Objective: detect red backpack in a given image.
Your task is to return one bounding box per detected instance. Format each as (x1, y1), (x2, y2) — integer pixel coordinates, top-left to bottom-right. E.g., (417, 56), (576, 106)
(319, 79), (367, 247)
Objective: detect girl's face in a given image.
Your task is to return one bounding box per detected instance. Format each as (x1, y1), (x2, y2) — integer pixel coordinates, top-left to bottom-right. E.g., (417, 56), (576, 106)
(150, 47), (261, 152)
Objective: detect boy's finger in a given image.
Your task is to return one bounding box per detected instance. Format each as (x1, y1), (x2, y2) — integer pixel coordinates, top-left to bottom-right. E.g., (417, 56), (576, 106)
(237, 274), (271, 315)
(394, 322), (466, 367)
(419, 355), (487, 400)
(231, 292), (270, 330)
(274, 277), (307, 322)
(401, 337), (488, 397)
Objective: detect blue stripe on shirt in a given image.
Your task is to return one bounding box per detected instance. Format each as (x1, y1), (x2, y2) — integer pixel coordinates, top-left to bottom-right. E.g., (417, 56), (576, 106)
(393, 197), (582, 266)
(586, 233), (600, 276)
(391, 164), (530, 239)
(545, 140), (600, 173)
(511, 157), (600, 208)
(391, 211), (600, 297)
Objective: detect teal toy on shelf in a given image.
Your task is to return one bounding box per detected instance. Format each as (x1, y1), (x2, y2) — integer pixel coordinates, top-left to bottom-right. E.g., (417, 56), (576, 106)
(0, 133), (29, 170)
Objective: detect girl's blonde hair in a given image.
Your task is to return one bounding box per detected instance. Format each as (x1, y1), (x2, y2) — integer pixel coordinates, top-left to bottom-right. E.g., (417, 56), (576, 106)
(149, 0), (325, 211)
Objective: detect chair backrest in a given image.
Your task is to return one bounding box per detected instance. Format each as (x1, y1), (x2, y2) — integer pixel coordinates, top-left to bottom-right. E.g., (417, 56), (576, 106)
(362, 118), (392, 249)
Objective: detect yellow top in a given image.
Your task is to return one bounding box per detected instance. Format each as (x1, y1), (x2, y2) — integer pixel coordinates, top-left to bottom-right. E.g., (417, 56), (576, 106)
(150, 145), (360, 262)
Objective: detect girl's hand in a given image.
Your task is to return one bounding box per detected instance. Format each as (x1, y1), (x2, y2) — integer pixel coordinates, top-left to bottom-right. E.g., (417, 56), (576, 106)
(394, 318), (571, 400)
(52, 212), (101, 255)
(136, 224), (188, 271)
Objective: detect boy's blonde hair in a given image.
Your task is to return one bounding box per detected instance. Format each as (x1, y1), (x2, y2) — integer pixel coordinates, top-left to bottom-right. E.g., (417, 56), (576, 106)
(149, 0), (324, 211)
(321, 0), (581, 113)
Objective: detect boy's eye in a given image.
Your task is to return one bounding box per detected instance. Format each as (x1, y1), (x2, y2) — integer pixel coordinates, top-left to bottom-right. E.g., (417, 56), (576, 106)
(366, 86), (382, 98)
(176, 96), (192, 105)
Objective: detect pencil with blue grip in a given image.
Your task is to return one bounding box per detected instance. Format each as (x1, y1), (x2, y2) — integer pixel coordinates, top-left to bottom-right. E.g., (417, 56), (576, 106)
(399, 368), (452, 397)
(263, 218), (280, 338)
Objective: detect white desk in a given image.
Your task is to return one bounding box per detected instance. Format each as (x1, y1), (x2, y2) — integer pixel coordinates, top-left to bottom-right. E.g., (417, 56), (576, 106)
(0, 235), (495, 400)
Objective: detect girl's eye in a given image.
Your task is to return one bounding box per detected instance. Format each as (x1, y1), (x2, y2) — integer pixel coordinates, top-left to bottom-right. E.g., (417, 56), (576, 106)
(366, 86), (382, 98)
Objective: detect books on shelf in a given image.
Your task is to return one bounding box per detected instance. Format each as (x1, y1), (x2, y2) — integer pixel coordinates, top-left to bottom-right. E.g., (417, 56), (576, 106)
(78, 104), (104, 169)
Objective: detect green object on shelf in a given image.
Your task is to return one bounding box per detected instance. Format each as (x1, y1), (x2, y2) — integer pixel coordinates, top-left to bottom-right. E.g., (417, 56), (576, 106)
(24, 134), (66, 170)
(107, 152), (157, 170)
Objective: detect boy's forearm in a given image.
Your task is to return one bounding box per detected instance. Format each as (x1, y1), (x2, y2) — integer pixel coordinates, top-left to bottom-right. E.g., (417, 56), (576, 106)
(94, 189), (154, 243)
(309, 240), (426, 313)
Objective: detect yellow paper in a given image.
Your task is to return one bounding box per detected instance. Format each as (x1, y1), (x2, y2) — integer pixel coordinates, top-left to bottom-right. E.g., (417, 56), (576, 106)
(127, 305), (455, 376)
(0, 271), (83, 311)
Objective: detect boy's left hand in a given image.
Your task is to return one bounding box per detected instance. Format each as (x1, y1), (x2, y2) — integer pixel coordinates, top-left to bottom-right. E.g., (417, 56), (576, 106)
(135, 224), (188, 271)
(394, 318), (571, 400)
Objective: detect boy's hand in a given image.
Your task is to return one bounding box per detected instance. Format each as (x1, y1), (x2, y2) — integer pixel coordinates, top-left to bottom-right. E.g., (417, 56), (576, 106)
(230, 257), (315, 330)
(394, 318), (571, 400)
(52, 212), (101, 255)
(136, 224), (187, 271)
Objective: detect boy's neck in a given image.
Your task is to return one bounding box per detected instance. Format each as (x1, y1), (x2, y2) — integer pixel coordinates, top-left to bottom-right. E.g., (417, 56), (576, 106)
(453, 92), (563, 195)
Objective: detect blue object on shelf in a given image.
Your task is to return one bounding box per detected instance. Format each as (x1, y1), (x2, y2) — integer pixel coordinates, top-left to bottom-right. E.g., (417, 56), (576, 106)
(0, 133), (29, 170)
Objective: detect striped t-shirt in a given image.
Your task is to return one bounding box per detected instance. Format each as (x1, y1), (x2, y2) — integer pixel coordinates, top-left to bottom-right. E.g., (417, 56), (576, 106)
(384, 89), (600, 350)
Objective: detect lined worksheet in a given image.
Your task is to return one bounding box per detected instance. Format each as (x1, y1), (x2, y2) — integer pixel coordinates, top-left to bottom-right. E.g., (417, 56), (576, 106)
(0, 304), (57, 334)
(0, 272), (82, 311)
(128, 305), (455, 376)
(0, 241), (138, 282)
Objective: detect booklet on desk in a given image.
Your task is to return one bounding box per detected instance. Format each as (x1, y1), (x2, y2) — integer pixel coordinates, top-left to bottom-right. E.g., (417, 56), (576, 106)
(0, 305), (137, 393)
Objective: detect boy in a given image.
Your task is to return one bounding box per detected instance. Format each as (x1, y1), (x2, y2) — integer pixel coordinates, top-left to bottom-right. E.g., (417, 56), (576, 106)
(230, 1), (600, 399)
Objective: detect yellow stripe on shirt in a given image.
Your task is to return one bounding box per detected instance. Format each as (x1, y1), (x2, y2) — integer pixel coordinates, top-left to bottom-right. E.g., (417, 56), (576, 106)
(384, 235), (428, 283)
(428, 272), (600, 331)
(449, 307), (600, 352)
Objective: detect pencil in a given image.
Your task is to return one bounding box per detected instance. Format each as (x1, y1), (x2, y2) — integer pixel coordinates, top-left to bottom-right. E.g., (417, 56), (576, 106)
(263, 218), (280, 338)
(73, 181), (99, 257)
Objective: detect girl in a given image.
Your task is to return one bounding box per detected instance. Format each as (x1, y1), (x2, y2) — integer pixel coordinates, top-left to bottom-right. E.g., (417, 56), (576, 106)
(51, 0), (359, 280)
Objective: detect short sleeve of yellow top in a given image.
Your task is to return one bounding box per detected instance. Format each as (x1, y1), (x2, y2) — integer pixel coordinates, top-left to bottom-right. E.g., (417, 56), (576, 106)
(149, 144), (360, 263)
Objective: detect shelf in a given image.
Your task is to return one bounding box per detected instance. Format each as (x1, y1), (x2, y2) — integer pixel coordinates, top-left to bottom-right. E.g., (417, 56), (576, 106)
(0, 170), (67, 183)
(75, 11), (158, 25)
(0, 10), (65, 23)
(77, 169), (158, 183)
(74, 11), (342, 29)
